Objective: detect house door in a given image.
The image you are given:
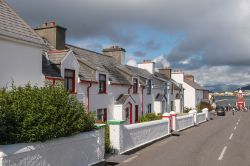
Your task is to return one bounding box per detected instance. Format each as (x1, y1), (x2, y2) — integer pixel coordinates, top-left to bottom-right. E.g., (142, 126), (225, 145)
(135, 105), (139, 123)
(125, 102), (133, 124)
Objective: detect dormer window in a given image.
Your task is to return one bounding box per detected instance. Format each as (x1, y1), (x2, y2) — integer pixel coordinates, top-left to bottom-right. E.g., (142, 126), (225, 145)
(133, 78), (138, 93)
(147, 79), (152, 95)
(99, 74), (107, 93)
(64, 69), (75, 93)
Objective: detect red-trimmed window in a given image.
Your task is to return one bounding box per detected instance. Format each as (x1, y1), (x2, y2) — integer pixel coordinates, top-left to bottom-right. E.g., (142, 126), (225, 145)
(99, 74), (106, 93)
(64, 69), (75, 93)
(133, 78), (138, 93)
(96, 108), (107, 122)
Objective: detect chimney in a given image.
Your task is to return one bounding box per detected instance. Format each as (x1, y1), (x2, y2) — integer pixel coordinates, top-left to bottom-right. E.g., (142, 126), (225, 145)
(159, 67), (172, 79)
(138, 60), (155, 74)
(34, 21), (67, 50)
(184, 75), (194, 82)
(102, 45), (126, 65)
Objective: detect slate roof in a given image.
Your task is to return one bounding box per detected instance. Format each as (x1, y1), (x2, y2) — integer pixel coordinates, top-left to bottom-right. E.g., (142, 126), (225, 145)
(155, 93), (167, 101)
(47, 50), (69, 65)
(115, 94), (136, 104)
(125, 65), (153, 85)
(42, 54), (61, 78)
(0, 0), (44, 45)
(66, 44), (133, 84)
(184, 79), (204, 90)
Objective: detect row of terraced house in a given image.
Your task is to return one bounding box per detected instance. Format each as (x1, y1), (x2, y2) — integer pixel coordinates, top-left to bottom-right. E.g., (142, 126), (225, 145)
(0, 0), (209, 124)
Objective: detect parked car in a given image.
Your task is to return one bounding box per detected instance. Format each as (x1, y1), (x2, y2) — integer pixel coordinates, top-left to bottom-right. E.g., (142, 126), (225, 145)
(216, 106), (226, 116)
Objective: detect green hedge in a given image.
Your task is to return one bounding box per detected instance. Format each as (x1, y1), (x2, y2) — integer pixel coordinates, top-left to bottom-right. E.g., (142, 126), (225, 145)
(0, 84), (95, 145)
(139, 113), (162, 122)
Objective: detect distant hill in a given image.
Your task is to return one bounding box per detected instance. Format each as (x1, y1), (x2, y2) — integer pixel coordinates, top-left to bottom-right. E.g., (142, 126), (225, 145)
(237, 85), (250, 90)
(204, 84), (241, 92)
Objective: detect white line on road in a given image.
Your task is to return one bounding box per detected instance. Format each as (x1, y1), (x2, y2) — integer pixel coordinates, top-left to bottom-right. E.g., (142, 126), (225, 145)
(234, 126), (237, 130)
(236, 122), (239, 125)
(229, 133), (234, 140)
(218, 146), (227, 161)
(123, 155), (138, 163)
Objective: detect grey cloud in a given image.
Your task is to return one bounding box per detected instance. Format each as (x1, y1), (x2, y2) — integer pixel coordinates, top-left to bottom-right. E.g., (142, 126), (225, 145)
(6, 0), (250, 85)
(133, 51), (146, 57)
(143, 39), (161, 50)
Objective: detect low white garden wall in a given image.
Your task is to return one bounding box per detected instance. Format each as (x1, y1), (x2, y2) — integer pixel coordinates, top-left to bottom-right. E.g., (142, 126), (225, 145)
(176, 114), (194, 131)
(109, 119), (170, 154)
(0, 129), (105, 166)
(197, 112), (207, 124)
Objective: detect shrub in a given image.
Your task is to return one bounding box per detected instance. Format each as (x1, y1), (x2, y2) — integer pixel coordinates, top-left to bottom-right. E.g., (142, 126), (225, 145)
(105, 126), (111, 153)
(183, 107), (192, 113)
(196, 101), (213, 112)
(139, 113), (162, 123)
(0, 84), (95, 145)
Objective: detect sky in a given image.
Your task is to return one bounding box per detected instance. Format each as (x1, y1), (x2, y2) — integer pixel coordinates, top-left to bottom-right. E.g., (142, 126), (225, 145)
(6, 0), (250, 91)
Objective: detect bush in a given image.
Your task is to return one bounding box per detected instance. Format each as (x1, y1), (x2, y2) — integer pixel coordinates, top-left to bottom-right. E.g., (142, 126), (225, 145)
(0, 84), (95, 145)
(105, 126), (111, 153)
(196, 101), (213, 112)
(139, 113), (162, 122)
(183, 107), (192, 113)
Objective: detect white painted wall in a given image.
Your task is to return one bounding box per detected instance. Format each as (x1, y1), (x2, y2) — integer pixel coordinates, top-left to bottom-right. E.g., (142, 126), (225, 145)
(154, 101), (162, 114)
(0, 37), (43, 88)
(176, 114), (194, 131)
(109, 119), (170, 154)
(0, 129), (105, 166)
(61, 51), (80, 92)
(196, 112), (206, 124)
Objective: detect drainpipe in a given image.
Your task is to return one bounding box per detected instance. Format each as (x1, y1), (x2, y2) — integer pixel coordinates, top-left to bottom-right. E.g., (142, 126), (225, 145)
(141, 86), (145, 116)
(128, 85), (132, 94)
(87, 82), (92, 113)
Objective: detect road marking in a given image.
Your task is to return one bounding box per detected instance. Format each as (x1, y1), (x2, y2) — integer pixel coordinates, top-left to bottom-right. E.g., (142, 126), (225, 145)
(218, 146), (227, 161)
(236, 122), (239, 125)
(123, 155), (138, 163)
(234, 126), (237, 130)
(229, 133), (234, 140)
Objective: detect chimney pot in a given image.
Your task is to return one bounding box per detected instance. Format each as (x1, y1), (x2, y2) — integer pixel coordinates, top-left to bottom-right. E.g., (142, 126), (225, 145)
(42, 22), (48, 27)
(50, 21), (55, 27)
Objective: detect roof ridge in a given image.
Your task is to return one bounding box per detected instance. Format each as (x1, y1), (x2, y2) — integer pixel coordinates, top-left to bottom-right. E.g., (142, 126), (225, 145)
(0, 0), (44, 45)
(66, 43), (113, 58)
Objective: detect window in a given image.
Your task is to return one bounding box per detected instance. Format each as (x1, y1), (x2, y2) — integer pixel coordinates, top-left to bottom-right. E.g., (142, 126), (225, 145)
(171, 101), (174, 111)
(133, 78), (138, 93)
(96, 108), (107, 122)
(99, 74), (106, 93)
(147, 80), (152, 95)
(64, 69), (75, 93)
(135, 105), (139, 123)
(171, 84), (174, 95)
(148, 104), (152, 113)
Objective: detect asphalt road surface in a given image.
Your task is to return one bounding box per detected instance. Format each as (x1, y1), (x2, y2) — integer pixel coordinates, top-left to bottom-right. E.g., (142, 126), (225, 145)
(107, 111), (250, 166)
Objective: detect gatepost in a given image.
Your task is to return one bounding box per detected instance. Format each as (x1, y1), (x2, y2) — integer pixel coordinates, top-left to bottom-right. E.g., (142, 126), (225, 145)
(202, 108), (209, 120)
(162, 112), (171, 133)
(170, 111), (177, 131)
(189, 110), (197, 125)
(108, 120), (125, 154)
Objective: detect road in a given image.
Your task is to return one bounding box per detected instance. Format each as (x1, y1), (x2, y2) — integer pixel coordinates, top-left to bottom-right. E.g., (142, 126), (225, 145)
(107, 111), (250, 166)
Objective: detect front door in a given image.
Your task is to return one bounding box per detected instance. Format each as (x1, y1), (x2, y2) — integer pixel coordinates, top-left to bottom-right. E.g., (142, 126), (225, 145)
(135, 105), (139, 123)
(125, 102), (133, 124)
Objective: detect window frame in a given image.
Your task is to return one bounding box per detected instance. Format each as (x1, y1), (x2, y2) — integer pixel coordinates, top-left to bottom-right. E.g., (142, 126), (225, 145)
(64, 69), (75, 93)
(96, 108), (107, 122)
(99, 74), (107, 94)
(146, 79), (152, 95)
(133, 78), (138, 94)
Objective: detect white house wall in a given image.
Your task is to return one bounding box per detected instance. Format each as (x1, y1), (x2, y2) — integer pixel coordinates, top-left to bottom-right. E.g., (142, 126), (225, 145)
(0, 37), (43, 88)
(183, 83), (196, 109)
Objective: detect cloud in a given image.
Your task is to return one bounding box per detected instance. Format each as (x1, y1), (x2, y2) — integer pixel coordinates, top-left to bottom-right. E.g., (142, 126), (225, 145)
(133, 51), (146, 57)
(6, 0), (250, 86)
(153, 55), (170, 69)
(127, 59), (138, 67)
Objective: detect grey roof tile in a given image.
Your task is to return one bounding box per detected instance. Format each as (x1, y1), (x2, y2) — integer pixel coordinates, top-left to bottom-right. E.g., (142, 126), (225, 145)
(42, 54), (61, 78)
(115, 94), (136, 104)
(66, 44), (133, 84)
(0, 0), (44, 45)
(184, 79), (204, 90)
